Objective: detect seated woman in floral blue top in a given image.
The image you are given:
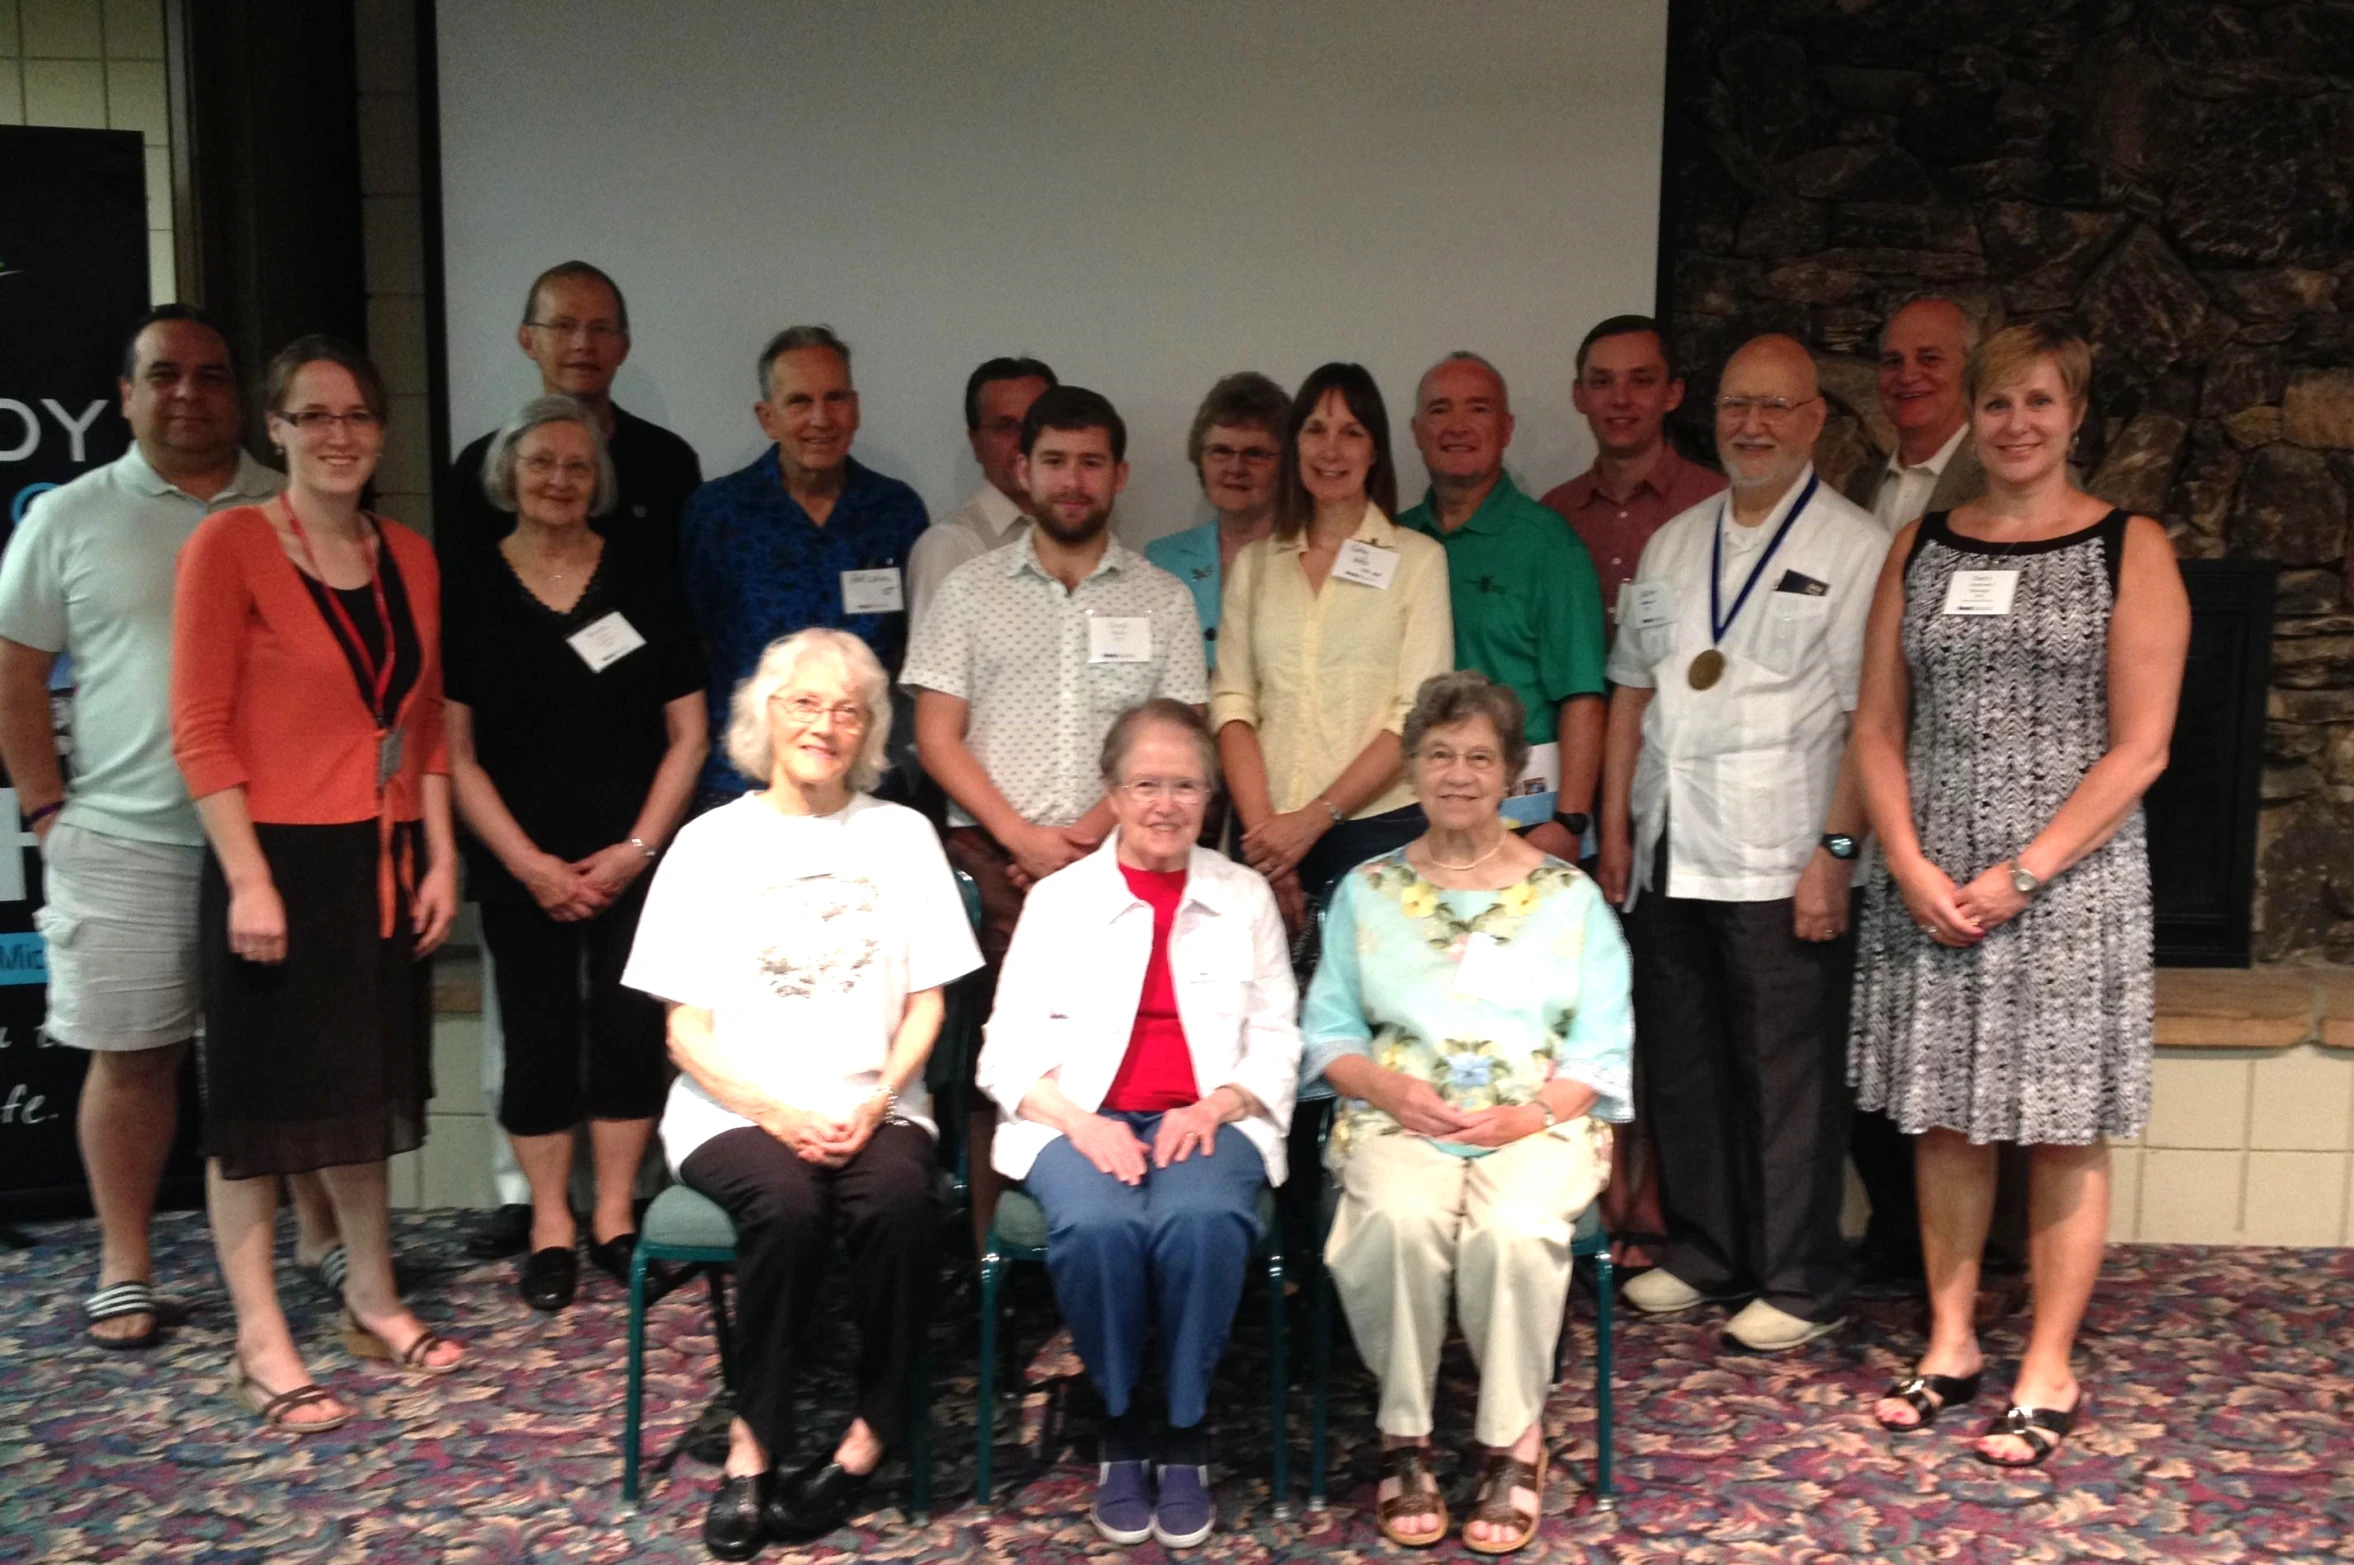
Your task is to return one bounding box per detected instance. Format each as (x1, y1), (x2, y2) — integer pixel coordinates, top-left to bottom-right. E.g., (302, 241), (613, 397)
(1302, 671), (1631, 1555)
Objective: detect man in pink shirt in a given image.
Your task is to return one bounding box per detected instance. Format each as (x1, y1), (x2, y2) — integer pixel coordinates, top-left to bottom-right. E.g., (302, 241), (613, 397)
(1541, 316), (1727, 641)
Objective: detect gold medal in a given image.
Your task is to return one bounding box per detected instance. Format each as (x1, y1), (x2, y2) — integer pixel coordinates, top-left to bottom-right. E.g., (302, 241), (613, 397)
(1688, 649), (1726, 690)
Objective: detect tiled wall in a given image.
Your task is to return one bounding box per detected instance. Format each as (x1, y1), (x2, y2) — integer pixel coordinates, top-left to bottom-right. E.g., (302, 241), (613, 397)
(1, 0), (176, 302)
(2114, 1046), (2354, 1246)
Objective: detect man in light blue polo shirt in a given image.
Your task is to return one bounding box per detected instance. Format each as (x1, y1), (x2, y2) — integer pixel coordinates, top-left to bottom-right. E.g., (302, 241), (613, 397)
(0, 305), (282, 1349)
(1145, 372), (1288, 671)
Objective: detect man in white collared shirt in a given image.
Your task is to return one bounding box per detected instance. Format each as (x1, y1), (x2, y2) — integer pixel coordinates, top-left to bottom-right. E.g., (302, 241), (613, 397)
(906, 356), (1057, 630)
(1850, 297), (1985, 533)
(1596, 334), (1889, 1354)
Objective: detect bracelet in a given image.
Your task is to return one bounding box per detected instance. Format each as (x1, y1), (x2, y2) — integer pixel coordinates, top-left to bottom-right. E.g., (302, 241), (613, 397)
(1316, 795), (1344, 826)
(23, 800), (62, 828)
(628, 836), (658, 860)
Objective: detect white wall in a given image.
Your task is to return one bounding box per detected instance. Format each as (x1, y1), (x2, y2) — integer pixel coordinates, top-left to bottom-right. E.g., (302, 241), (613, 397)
(435, 0), (1669, 541)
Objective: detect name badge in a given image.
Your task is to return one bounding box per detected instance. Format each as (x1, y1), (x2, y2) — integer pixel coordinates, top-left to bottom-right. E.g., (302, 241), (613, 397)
(376, 728), (404, 791)
(1453, 931), (1510, 1003)
(567, 610), (648, 672)
(841, 568), (905, 615)
(1621, 581), (1676, 630)
(1333, 539), (1400, 590)
(1088, 614), (1153, 663)
(1942, 570), (2019, 616)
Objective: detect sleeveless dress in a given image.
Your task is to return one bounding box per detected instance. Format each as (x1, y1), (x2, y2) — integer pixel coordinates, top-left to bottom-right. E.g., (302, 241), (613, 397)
(1849, 509), (2153, 1146)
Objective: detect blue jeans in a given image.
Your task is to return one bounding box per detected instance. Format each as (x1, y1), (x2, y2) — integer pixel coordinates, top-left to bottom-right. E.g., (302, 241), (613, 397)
(1025, 1111), (1266, 1428)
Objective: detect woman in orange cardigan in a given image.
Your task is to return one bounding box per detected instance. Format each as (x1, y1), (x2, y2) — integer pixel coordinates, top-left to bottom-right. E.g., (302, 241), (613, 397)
(172, 337), (464, 1431)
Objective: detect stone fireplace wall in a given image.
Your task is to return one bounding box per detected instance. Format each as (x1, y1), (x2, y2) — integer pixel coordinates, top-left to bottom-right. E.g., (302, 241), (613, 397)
(1657, 0), (2354, 959)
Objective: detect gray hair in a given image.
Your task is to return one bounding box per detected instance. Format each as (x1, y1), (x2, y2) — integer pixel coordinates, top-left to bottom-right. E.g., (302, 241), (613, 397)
(1099, 698), (1220, 791)
(479, 394), (617, 517)
(1879, 295), (1986, 359)
(725, 628), (892, 791)
(758, 324), (852, 398)
(1401, 671), (1530, 786)
(1416, 350), (1510, 413)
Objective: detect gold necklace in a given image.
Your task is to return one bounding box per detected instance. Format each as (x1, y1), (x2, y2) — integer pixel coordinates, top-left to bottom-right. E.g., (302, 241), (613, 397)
(1423, 831), (1509, 873)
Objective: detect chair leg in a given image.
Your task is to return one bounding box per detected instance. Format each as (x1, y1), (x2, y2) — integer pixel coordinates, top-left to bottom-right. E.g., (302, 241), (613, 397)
(1266, 1245), (1290, 1520)
(976, 1248), (1004, 1507)
(1594, 1249), (1616, 1511)
(623, 1245), (650, 1507)
(1309, 1260), (1332, 1511)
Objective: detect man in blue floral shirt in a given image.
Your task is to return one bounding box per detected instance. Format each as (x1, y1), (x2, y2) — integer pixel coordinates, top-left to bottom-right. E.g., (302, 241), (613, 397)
(680, 325), (929, 804)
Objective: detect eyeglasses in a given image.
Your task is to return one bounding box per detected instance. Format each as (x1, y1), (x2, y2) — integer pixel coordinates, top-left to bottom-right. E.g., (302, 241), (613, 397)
(1117, 777), (1210, 805)
(274, 409), (382, 433)
(775, 693), (868, 729)
(520, 454), (598, 482)
(1714, 394), (1821, 422)
(1418, 745), (1505, 773)
(527, 318), (626, 343)
(1202, 443), (1280, 465)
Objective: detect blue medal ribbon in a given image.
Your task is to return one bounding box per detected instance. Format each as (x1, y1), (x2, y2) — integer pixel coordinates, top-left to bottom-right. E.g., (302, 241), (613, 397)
(1709, 472), (1818, 646)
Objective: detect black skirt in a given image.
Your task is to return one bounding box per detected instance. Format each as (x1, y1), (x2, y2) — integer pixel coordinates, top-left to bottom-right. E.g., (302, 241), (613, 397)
(198, 820), (434, 1179)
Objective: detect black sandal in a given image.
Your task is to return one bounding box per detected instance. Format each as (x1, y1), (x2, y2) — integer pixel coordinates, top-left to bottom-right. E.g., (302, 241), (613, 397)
(1974, 1399), (2080, 1468)
(84, 1281), (163, 1350)
(1874, 1368), (1981, 1432)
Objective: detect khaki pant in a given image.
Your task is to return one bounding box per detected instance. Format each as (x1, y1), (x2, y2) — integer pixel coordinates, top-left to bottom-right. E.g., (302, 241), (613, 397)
(1325, 1122), (1610, 1447)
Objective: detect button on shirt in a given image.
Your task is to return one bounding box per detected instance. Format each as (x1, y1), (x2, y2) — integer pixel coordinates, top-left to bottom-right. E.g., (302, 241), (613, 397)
(1143, 520), (1225, 669)
(680, 452), (929, 799)
(1869, 423), (1969, 534)
(1541, 445), (1727, 639)
(1604, 466), (1889, 903)
(1208, 506), (1453, 819)
(901, 531), (1209, 829)
(0, 445), (282, 845)
(907, 483), (1028, 633)
(1397, 474), (1606, 745)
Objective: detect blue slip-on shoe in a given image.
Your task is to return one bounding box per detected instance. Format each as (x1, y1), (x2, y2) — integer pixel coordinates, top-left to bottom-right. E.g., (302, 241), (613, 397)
(1091, 1459), (1154, 1545)
(1151, 1463), (1216, 1548)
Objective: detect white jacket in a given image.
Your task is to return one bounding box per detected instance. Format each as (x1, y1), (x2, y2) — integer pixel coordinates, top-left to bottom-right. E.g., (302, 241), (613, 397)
(977, 834), (1301, 1183)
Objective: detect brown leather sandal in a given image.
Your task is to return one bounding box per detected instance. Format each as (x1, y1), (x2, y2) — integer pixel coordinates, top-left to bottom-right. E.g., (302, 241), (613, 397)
(340, 1308), (460, 1376)
(1462, 1446), (1547, 1555)
(229, 1354), (352, 1433)
(1375, 1444), (1449, 1549)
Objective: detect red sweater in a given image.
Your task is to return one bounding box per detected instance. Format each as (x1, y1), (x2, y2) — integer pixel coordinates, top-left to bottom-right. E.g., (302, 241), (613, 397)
(1103, 863), (1200, 1112)
(171, 505), (447, 827)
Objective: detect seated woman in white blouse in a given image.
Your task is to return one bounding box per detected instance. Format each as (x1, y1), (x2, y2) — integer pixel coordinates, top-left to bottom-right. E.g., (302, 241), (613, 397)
(623, 628), (980, 1560)
(977, 699), (1300, 1551)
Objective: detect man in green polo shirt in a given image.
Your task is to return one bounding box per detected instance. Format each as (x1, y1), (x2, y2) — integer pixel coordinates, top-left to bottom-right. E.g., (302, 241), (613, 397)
(1398, 352), (1607, 863)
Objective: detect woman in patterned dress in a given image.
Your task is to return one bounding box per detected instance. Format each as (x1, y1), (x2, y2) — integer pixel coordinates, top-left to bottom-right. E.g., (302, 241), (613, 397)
(1848, 323), (2188, 1467)
(1303, 672), (1631, 1552)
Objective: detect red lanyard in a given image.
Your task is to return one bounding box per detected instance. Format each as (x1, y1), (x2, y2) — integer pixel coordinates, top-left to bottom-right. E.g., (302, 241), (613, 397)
(280, 497), (397, 728)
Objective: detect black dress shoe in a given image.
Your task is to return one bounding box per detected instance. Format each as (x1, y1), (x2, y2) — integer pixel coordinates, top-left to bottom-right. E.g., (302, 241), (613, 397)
(518, 1246), (577, 1312)
(466, 1204), (533, 1260)
(588, 1232), (639, 1286)
(765, 1455), (877, 1541)
(703, 1471), (770, 1560)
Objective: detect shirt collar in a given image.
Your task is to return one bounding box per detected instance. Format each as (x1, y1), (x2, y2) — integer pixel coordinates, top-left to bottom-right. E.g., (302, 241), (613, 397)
(1412, 473), (1524, 537)
(116, 443), (280, 503)
(1006, 527), (1128, 582)
(1276, 501), (1399, 554)
(763, 449), (875, 513)
(1723, 463), (1821, 538)
(1574, 444), (1688, 507)
(969, 483), (1028, 543)
(1886, 423), (1969, 479)
(1083, 833), (1231, 916)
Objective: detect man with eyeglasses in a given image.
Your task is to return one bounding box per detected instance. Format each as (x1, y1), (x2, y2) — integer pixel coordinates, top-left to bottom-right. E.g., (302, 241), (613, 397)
(1849, 296), (1985, 534)
(907, 357), (1057, 632)
(0, 305), (282, 1348)
(1541, 316), (1727, 642)
(1146, 372), (1290, 672)
(1596, 333), (1888, 1354)
(440, 260), (703, 563)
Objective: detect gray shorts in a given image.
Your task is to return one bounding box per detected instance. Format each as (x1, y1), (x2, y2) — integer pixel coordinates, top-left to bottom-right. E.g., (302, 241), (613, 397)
(34, 820), (203, 1052)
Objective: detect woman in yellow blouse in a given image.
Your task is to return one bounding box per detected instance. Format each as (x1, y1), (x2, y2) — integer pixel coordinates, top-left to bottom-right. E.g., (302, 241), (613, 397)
(1211, 362), (1453, 926)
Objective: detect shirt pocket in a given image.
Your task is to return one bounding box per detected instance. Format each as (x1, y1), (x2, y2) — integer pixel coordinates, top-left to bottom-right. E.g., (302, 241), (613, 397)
(1752, 592), (1831, 680)
(1085, 657), (1159, 717)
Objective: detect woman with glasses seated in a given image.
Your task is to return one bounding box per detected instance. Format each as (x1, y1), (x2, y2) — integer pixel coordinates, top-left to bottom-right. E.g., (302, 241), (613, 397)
(976, 699), (1300, 1550)
(1303, 672), (1631, 1554)
(622, 628), (980, 1559)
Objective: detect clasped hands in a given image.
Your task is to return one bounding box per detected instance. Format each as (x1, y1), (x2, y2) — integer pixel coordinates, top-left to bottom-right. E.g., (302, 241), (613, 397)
(520, 840), (651, 922)
(1894, 853), (2034, 947)
(763, 1091), (889, 1167)
(1067, 1091), (1242, 1186)
(1005, 820), (1104, 891)
(1379, 1074), (1547, 1149)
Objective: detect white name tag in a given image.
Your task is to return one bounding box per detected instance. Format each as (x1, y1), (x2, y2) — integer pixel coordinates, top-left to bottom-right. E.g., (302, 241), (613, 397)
(1453, 931), (1510, 1003)
(1513, 741), (1560, 798)
(1622, 581), (1676, 630)
(1942, 570), (2020, 616)
(567, 610), (647, 672)
(1333, 538), (1400, 590)
(841, 567), (905, 615)
(1088, 614), (1153, 663)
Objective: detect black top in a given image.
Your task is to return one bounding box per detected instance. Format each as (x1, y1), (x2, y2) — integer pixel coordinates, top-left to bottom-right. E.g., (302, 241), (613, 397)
(294, 532), (422, 729)
(1906, 508), (2129, 597)
(441, 532), (704, 904)
(438, 404), (704, 567)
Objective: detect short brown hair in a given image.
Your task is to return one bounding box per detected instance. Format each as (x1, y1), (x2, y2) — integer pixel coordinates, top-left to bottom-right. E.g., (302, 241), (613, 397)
(1965, 321), (2091, 413)
(1401, 671), (1529, 788)
(1185, 372), (1289, 472)
(261, 334), (388, 423)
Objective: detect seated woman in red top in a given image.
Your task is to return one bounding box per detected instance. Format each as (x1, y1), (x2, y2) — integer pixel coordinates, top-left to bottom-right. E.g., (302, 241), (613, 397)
(171, 336), (463, 1432)
(976, 700), (1300, 1550)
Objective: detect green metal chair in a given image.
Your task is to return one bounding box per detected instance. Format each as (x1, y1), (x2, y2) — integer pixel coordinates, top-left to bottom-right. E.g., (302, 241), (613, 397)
(618, 868), (985, 1518)
(973, 1182), (1292, 1516)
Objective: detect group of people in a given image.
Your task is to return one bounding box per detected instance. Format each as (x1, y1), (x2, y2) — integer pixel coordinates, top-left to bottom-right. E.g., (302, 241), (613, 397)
(3, 257), (2186, 1558)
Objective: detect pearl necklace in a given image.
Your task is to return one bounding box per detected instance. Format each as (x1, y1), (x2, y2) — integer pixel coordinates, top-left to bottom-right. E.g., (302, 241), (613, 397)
(1422, 831), (1509, 873)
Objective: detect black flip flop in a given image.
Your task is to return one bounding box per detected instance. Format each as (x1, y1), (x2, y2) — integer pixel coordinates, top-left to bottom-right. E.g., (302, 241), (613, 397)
(1875, 1368), (1982, 1432)
(1974, 1398), (2081, 1468)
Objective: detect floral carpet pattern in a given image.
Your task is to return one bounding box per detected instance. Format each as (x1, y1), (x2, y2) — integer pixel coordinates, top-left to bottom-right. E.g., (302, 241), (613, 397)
(2, 1212), (2349, 1563)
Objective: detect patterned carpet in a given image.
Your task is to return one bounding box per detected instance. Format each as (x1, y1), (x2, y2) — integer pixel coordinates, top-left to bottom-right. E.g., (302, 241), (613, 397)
(2, 1211), (2349, 1563)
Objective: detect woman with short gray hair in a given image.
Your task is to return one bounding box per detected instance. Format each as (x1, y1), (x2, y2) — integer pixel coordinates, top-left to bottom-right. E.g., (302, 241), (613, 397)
(441, 394), (707, 1311)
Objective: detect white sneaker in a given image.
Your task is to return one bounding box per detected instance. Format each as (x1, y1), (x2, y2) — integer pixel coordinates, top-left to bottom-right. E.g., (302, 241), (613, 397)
(1622, 1267), (1707, 1314)
(1723, 1298), (1843, 1352)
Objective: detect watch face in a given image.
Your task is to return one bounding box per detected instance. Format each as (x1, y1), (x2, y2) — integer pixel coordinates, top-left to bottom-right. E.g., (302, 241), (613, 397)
(1823, 834), (1857, 859)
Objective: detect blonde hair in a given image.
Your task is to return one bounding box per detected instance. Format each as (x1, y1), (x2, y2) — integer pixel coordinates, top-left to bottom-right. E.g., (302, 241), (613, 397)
(1965, 321), (2092, 413)
(724, 629), (891, 791)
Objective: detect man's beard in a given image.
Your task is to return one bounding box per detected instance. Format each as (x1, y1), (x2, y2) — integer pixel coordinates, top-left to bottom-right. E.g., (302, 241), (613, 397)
(1030, 497), (1113, 545)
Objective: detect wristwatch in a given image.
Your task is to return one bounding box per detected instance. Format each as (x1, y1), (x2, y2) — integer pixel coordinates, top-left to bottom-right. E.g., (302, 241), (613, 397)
(1532, 1095), (1558, 1130)
(628, 835), (659, 860)
(1553, 811), (1591, 838)
(874, 1086), (903, 1122)
(1819, 832), (1858, 860)
(2007, 860), (2042, 899)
